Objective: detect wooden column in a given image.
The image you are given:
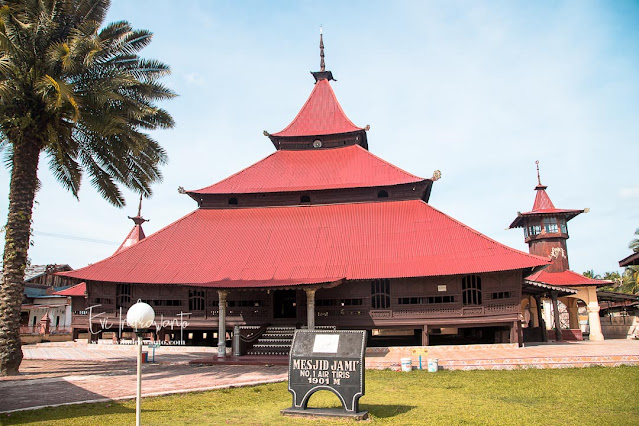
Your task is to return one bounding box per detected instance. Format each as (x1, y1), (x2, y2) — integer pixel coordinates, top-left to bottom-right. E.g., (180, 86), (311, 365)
(422, 325), (429, 346)
(533, 295), (547, 342)
(509, 321), (522, 346)
(550, 291), (562, 341)
(305, 288), (316, 330)
(217, 290), (228, 358)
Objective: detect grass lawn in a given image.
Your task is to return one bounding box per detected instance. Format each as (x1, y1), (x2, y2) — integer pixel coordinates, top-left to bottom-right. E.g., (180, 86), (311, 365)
(3, 366), (638, 425)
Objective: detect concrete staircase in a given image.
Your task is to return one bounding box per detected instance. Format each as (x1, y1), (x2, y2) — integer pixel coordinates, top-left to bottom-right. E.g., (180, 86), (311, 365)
(246, 325), (337, 356)
(246, 326), (295, 356)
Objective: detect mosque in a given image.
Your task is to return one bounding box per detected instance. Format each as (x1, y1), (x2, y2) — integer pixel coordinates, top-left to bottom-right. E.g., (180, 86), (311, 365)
(59, 35), (609, 355)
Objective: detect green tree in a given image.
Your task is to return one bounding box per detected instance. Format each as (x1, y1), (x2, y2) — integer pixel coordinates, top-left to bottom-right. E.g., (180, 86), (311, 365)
(0, 0), (174, 375)
(630, 228), (639, 253)
(582, 269), (601, 280)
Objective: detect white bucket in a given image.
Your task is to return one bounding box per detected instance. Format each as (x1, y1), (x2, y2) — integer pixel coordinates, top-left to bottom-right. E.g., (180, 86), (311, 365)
(427, 358), (438, 372)
(400, 357), (412, 372)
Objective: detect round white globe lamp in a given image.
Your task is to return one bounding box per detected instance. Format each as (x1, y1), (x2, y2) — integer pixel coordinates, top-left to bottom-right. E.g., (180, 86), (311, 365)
(127, 300), (155, 426)
(127, 301), (155, 331)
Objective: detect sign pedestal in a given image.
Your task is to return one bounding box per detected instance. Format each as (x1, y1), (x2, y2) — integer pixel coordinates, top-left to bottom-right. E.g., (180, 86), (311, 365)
(281, 330), (368, 420)
(281, 407), (369, 420)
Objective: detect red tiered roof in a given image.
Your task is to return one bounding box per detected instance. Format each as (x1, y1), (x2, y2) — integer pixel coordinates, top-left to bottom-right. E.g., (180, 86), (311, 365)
(188, 144), (424, 195)
(61, 200), (548, 286)
(526, 269), (611, 287)
(272, 79), (363, 138)
(53, 282), (86, 296)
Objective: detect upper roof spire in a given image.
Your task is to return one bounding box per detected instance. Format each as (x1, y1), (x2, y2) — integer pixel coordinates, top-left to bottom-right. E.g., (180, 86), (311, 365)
(129, 193), (149, 226)
(536, 160), (542, 186)
(320, 26), (325, 72)
(311, 28), (334, 82)
(114, 194), (148, 254)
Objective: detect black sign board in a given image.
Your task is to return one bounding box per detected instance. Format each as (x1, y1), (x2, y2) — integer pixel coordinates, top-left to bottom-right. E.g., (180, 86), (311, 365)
(281, 329), (367, 419)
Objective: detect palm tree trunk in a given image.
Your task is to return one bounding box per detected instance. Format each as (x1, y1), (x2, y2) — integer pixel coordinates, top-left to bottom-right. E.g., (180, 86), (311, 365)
(0, 138), (41, 376)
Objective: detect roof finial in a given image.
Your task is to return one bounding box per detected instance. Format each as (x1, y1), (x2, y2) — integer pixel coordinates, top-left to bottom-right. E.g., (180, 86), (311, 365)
(128, 193), (149, 225)
(319, 26), (325, 72)
(535, 160), (542, 186)
(311, 27), (335, 82)
(137, 193), (143, 217)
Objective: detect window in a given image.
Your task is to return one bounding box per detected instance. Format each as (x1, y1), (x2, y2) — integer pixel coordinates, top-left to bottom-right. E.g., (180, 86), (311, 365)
(527, 224), (541, 236)
(228, 197), (238, 205)
(189, 289), (205, 311)
(544, 217), (558, 233)
(491, 291), (512, 300)
(315, 298), (363, 307)
(559, 218), (567, 234)
(152, 300), (181, 307)
(377, 190), (389, 198)
(300, 195), (311, 203)
(398, 296), (455, 304)
(371, 279), (391, 309)
(228, 300), (263, 307)
(462, 275), (482, 306)
(116, 284), (131, 310)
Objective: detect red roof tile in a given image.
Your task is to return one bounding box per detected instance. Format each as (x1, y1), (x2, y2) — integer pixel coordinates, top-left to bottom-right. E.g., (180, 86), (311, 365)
(526, 269), (611, 287)
(272, 79), (363, 137)
(61, 200), (548, 287)
(532, 185), (555, 210)
(189, 145), (423, 194)
(53, 282), (86, 296)
(114, 224), (146, 254)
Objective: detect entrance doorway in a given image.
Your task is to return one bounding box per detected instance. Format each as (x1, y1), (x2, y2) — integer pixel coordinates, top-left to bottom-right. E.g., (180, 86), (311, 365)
(273, 290), (297, 319)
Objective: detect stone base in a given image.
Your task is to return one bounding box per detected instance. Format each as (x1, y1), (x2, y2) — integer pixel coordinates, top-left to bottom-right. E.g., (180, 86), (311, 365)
(281, 407), (369, 420)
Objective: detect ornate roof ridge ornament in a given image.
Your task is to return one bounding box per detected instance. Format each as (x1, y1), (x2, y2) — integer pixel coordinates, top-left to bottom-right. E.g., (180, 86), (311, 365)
(431, 170), (442, 181)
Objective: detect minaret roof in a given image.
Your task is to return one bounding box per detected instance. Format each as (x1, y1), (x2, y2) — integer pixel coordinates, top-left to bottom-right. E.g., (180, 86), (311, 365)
(509, 162), (584, 229)
(532, 185), (555, 211)
(114, 195), (148, 254)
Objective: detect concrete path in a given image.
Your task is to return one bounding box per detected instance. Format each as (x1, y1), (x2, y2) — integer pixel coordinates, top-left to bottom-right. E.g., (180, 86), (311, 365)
(4, 339), (637, 413)
(366, 339), (639, 370)
(0, 360), (287, 413)
(22, 341), (217, 364)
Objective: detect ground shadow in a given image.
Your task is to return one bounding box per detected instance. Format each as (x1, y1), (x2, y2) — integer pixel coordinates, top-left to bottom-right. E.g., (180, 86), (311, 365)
(362, 403), (416, 418)
(1, 402), (158, 425)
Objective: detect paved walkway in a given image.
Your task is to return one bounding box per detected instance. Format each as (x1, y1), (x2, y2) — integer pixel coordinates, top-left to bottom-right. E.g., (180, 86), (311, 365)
(366, 339), (639, 370)
(0, 360), (287, 413)
(3, 339), (637, 413)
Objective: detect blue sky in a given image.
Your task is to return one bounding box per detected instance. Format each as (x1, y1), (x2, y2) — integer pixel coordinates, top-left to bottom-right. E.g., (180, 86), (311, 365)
(2, 0), (637, 275)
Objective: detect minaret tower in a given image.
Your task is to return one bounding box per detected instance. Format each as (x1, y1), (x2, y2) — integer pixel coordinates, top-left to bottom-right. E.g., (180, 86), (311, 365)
(509, 161), (585, 272)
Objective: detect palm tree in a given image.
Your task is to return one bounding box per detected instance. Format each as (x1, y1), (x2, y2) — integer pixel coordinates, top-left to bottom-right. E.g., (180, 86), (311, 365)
(630, 228), (639, 253)
(0, 0), (174, 375)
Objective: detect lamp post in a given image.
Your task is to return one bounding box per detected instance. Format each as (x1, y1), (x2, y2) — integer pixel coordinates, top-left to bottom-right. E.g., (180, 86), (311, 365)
(127, 300), (155, 426)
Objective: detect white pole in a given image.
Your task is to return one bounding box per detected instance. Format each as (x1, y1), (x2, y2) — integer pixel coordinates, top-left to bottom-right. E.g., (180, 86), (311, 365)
(136, 333), (142, 426)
